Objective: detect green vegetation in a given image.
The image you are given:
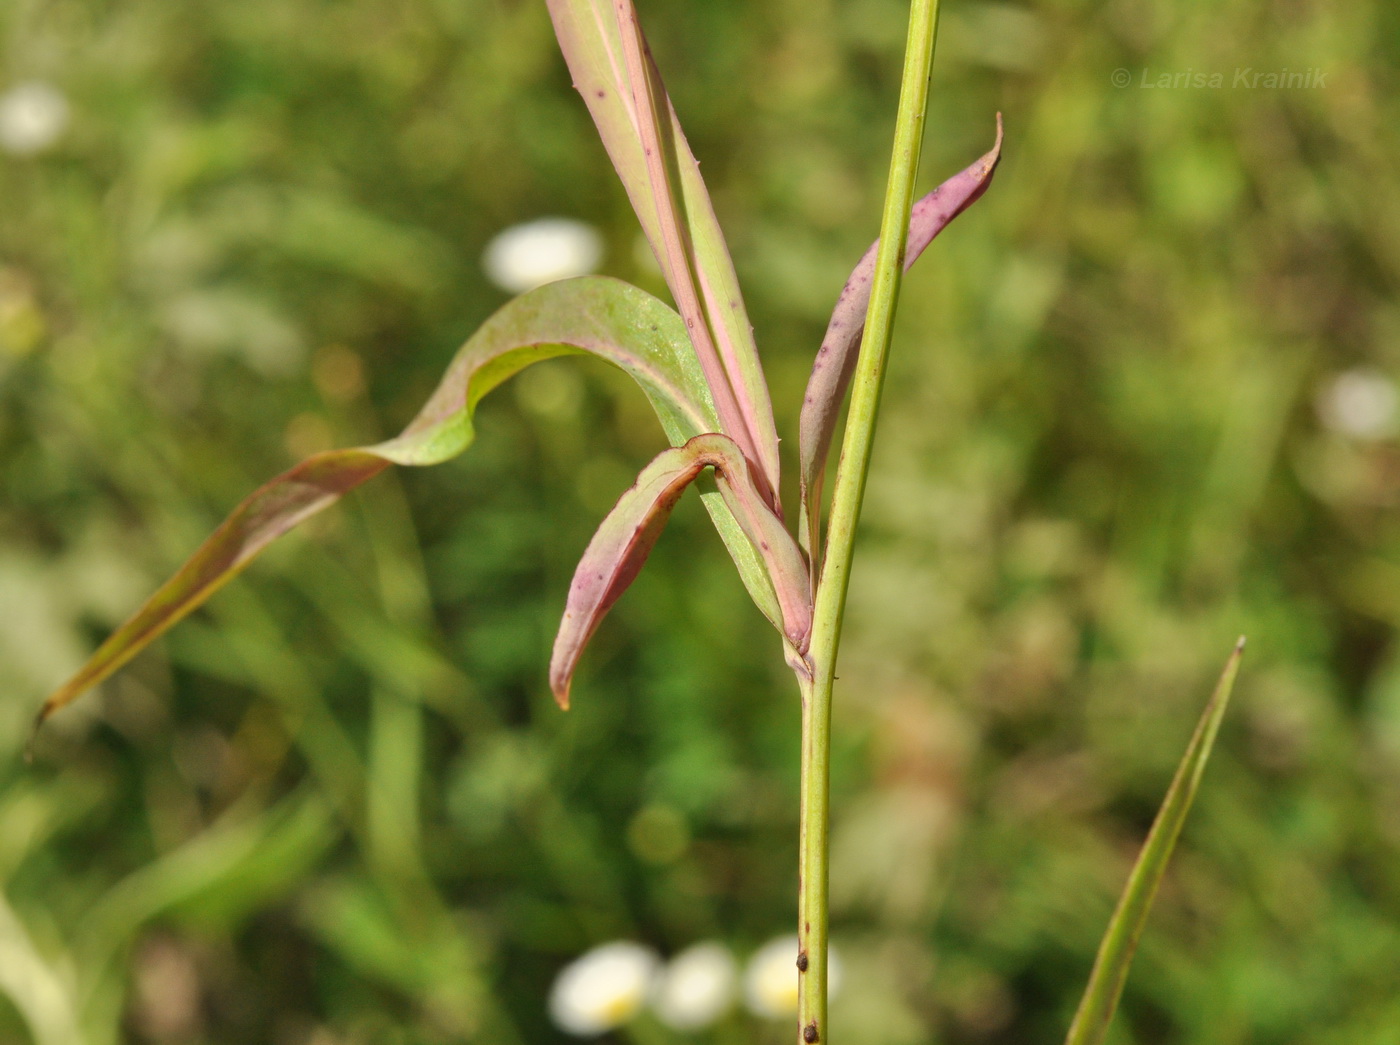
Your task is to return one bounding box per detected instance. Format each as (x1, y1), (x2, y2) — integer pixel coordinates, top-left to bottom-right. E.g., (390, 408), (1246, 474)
(2, 0), (1398, 1043)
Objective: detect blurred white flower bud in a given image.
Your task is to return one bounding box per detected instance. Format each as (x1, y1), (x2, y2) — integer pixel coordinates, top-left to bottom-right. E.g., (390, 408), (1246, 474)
(651, 942), (737, 1030)
(0, 81), (70, 156)
(482, 217), (604, 294)
(743, 935), (843, 1019)
(548, 941), (660, 1037)
(1316, 368), (1398, 441)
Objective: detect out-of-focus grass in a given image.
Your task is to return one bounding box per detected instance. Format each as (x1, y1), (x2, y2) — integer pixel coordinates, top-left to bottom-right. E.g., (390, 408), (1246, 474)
(2, 0), (1399, 1042)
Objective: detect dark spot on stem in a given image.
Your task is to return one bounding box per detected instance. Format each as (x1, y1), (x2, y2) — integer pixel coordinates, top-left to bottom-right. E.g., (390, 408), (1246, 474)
(804, 1022), (820, 1043)
(796, 951), (809, 972)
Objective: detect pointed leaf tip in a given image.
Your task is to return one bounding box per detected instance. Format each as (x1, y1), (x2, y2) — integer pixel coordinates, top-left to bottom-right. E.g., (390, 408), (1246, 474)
(550, 433), (811, 705)
(1063, 639), (1245, 1045)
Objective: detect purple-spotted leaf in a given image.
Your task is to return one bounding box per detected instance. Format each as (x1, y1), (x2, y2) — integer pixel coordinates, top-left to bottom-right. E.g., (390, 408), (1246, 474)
(798, 116), (1004, 558)
(546, 0), (782, 502)
(33, 277), (734, 734)
(551, 433), (811, 708)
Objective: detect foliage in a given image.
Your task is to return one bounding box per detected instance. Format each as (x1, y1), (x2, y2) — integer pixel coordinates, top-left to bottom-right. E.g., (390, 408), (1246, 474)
(2, 0), (1399, 1043)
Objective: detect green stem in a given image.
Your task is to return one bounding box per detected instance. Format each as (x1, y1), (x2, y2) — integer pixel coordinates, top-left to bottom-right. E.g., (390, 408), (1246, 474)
(796, 2), (941, 1042)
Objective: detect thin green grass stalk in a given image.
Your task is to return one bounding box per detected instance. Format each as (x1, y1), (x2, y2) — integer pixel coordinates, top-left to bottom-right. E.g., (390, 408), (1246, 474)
(1062, 638), (1246, 1045)
(796, 2), (941, 1041)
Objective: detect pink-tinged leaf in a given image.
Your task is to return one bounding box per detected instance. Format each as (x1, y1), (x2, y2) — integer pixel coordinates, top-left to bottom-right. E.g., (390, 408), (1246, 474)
(33, 277), (726, 736)
(551, 433), (811, 708)
(546, 0), (782, 503)
(798, 116), (1004, 559)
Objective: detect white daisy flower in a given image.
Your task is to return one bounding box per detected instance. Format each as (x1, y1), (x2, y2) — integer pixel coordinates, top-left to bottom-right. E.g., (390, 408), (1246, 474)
(0, 81), (70, 156)
(1317, 368), (1398, 440)
(743, 935), (843, 1019)
(482, 217), (604, 294)
(651, 942), (737, 1030)
(548, 941), (660, 1037)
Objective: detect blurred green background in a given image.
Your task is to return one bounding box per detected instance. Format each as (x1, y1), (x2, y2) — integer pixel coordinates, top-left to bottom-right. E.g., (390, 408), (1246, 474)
(4, 0), (1400, 1042)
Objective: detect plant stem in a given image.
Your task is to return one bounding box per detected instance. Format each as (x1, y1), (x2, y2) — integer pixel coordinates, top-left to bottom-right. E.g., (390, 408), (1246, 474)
(796, 1), (942, 1042)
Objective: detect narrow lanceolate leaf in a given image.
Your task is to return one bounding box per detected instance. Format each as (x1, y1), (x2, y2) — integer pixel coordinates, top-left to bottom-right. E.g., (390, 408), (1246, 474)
(551, 433), (812, 708)
(1063, 638), (1246, 1045)
(33, 278), (727, 735)
(546, 0), (782, 503)
(798, 115), (1004, 559)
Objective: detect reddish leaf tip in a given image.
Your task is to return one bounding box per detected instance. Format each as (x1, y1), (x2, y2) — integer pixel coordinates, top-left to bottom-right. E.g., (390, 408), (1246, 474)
(550, 648), (576, 710)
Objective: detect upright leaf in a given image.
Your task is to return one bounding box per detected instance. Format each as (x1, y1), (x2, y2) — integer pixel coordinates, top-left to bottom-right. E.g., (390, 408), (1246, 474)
(546, 0), (782, 501)
(798, 116), (1003, 559)
(32, 278), (730, 733)
(1063, 638), (1246, 1045)
(550, 433), (812, 707)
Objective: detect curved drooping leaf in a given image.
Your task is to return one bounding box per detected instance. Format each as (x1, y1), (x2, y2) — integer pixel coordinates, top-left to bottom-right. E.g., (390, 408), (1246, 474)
(798, 115), (1004, 558)
(1063, 638), (1245, 1045)
(546, 0), (782, 501)
(33, 277), (756, 733)
(550, 434), (811, 707)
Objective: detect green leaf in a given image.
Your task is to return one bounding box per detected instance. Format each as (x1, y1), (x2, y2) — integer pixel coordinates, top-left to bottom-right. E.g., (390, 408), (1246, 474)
(1063, 638), (1246, 1045)
(31, 277), (743, 734)
(546, 0), (782, 499)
